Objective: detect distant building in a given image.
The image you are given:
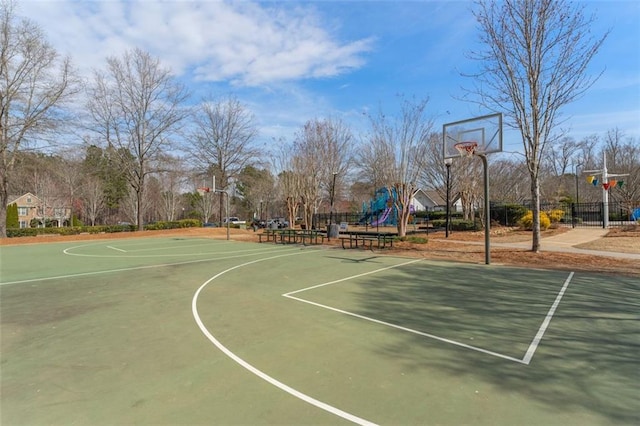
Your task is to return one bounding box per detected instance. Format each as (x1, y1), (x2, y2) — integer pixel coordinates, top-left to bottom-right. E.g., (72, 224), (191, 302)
(7, 192), (71, 228)
(412, 189), (461, 212)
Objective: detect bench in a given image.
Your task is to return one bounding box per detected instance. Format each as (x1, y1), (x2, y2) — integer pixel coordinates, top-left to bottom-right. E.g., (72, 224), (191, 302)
(340, 233), (394, 249)
(258, 229), (279, 243)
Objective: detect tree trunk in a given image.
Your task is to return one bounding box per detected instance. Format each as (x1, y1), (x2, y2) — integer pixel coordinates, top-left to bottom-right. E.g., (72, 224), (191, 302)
(0, 170), (8, 238)
(530, 176), (541, 252)
(137, 184), (144, 231)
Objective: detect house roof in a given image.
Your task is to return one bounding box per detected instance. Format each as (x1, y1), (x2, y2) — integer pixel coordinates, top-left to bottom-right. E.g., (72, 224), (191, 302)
(414, 188), (445, 206)
(7, 192), (41, 206)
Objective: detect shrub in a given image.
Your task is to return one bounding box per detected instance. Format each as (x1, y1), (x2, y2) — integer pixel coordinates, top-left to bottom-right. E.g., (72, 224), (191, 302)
(71, 215), (84, 227)
(519, 210), (551, 230)
(430, 218), (478, 231)
(491, 203), (529, 226)
(547, 209), (565, 224)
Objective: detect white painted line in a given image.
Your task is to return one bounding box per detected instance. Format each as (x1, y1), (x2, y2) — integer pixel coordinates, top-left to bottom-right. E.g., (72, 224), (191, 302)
(0, 247), (303, 286)
(283, 259), (422, 297)
(522, 271), (574, 365)
(118, 240), (234, 253)
(63, 243), (277, 258)
(106, 245), (127, 252)
(192, 251), (378, 426)
(286, 294), (527, 364)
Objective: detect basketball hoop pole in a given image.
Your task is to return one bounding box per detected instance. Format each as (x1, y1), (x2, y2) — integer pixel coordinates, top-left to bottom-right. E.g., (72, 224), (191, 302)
(214, 189), (230, 240)
(443, 113), (501, 264)
(479, 154), (490, 265)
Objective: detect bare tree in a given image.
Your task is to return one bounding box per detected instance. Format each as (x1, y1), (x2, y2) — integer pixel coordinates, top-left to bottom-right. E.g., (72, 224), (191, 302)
(237, 165), (276, 223)
(270, 139), (303, 227)
(365, 96), (434, 237)
(418, 132), (446, 195)
(490, 157), (529, 203)
(55, 149), (84, 225)
(456, 155), (484, 221)
(541, 136), (578, 201)
(189, 96), (259, 222)
(601, 130), (639, 210)
(87, 48), (189, 230)
(155, 154), (187, 221)
(469, 0), (608, 251)
(291, 118), (353, 230)
(0, 0), (78, 237)
(81, 175), (105, 226)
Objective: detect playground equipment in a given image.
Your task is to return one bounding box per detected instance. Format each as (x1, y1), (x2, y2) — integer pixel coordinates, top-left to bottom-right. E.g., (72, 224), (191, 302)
(360, 188), (398, 227)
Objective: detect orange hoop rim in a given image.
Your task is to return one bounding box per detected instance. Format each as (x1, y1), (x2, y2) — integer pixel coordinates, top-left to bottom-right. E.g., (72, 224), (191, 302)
(454, 141), (478, 157)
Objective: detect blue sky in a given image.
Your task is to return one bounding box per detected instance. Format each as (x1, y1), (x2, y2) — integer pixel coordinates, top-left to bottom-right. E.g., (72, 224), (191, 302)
(21, 0), (640, 154)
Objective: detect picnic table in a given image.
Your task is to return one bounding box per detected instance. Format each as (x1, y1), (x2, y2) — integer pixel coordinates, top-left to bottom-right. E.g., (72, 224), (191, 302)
(258, 229), (326, 245)
(339, 231), (395, 249)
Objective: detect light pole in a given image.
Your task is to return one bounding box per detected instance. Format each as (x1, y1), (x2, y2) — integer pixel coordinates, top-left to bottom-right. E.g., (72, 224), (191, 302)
(328, 171), (338, 240)
(574, 162), (583, 205)
(572, 162), (582, 228)
(445, 158), (452, 238)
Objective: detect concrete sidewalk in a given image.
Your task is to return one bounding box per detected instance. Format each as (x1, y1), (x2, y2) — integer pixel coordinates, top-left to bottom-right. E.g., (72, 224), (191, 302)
(490, 228), (640, 260)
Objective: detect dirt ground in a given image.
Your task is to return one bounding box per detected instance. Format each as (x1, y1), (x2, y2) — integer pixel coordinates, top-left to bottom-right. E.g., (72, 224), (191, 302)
(2, 225), (639, 277)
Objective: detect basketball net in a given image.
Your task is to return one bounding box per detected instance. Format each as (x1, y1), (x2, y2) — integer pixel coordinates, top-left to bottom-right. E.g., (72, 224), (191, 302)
(197, 187), (210, 196)
(454, 141), (478, 158)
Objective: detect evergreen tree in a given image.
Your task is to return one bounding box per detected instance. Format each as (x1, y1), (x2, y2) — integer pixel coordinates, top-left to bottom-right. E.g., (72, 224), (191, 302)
(6, 203), (19, 228)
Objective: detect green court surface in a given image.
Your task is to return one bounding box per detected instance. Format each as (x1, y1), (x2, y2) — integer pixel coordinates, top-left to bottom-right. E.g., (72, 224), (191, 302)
(1, 236), (638, 425)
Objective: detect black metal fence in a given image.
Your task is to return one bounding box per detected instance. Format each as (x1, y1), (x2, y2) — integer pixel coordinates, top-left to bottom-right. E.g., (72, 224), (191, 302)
(491, 201), (640, 228)
(314, 201), (639, 230)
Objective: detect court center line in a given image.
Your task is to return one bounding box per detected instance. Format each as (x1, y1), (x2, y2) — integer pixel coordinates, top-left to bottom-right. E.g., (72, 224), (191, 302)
(115, 240), (235, 253)
(63, 243), (276, 258)
(283, 258), (423, 297)
(107, 245), (127, 252)
(192, 251), (378, 426)
(522, 271), (574, 365)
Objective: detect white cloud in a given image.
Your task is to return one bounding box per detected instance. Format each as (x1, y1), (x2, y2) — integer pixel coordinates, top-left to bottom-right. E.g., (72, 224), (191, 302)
(20, 0), (373, 86)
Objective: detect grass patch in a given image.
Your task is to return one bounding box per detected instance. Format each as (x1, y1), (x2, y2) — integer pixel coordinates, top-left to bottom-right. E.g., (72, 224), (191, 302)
(400, 235), (429, 244)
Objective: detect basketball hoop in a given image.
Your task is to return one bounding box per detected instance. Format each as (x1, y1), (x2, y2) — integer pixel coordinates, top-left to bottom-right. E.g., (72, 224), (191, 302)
(454, 141), (478, 158)
(197, 187), (210, 196)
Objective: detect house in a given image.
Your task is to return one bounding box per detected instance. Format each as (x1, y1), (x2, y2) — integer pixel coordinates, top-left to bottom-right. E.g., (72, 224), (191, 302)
(7, 192), (71, 228)
(412, 189), (462, 212)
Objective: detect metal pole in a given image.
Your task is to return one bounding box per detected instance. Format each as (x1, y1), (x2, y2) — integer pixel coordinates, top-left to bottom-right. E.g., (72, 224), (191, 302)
(602, 153), (609, 229)
(480, 154), (490, 265)
(328, 172), (337, 240)
(226, 192), (230, 240)
(574, 162), (581, 229)
(445, 158), (452, 238)
(575, 163), (580, 205)
(216, 190), (230, 240)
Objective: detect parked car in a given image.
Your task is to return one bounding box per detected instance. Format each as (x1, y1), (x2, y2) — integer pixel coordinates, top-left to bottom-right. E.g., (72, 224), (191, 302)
(266, 218), (289, 229)
(222, 217), (246, 225)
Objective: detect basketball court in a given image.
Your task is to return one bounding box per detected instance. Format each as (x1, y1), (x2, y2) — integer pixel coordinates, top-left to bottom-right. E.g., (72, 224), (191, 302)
(1, 237), (638, 425)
